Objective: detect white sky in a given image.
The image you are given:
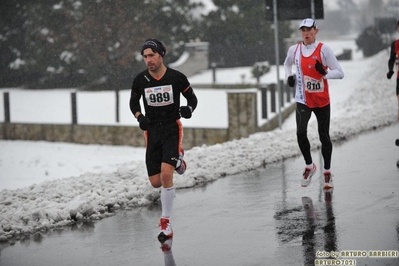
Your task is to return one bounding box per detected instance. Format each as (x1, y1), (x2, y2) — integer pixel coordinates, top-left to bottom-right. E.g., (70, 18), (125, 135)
(0, 36), (397, 241)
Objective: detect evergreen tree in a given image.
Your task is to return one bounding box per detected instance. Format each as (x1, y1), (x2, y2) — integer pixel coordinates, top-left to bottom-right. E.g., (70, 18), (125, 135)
(0, 0), (32, 87)
(1, 0), (201, 89)
(198, 0), (291, 67)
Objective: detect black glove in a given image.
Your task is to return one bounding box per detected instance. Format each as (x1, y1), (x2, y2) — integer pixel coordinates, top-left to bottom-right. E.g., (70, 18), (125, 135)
(137, 114), (149, 130)
(287, 75), (295, 87)
(180, 106), (193, 119)
(387, 70), (394, 79)
(315, 60), (327, 76)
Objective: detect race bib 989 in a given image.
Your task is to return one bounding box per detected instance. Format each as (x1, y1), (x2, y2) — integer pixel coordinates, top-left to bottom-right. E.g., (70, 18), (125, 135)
(145, 85), (174, 106)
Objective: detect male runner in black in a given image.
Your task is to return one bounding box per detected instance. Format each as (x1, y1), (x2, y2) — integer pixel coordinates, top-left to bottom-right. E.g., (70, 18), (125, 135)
(130, 39), (198, 240)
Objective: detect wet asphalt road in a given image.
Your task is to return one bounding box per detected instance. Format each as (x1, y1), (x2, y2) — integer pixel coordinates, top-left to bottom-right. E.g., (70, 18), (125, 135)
(1, 123), (399, 266)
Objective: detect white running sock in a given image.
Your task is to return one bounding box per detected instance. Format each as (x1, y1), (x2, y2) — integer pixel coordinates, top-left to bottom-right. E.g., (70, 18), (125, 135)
(161, 186), (176, 218)
(306, 163), (314, 169)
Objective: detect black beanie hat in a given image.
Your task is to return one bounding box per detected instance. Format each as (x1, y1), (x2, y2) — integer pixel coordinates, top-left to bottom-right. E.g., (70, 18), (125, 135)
(141, 39), (166, 57)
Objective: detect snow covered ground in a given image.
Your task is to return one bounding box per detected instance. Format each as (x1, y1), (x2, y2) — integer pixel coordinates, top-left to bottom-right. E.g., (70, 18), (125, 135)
(0, 37), (397, 242)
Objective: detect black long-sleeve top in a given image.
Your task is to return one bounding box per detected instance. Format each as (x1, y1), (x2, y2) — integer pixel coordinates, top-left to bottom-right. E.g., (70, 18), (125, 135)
(129, 68), (198, 124)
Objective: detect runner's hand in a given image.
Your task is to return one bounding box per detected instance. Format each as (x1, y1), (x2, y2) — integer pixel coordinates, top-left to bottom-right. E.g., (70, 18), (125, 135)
(137, 114), (149, 130)
(287, 75), (295, 87)
(180, 106), (193, 119)
(387, 70), (394, 79)
(315, 60), (327, 76)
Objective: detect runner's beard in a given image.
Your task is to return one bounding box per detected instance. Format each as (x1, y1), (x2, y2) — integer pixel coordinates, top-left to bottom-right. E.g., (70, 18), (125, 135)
(147, 64), (157, 71)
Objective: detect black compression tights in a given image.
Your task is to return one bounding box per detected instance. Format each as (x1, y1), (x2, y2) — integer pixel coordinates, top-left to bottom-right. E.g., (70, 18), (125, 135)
(296, 103), (332, 170)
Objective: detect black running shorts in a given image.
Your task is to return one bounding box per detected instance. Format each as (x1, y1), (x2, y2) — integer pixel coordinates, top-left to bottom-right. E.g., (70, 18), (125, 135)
(144, 120), (183, 176)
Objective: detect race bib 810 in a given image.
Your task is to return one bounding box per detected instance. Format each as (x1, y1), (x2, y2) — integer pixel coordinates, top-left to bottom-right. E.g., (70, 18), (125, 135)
(304, 75), (324, 93)
(144, 85), (174, 106)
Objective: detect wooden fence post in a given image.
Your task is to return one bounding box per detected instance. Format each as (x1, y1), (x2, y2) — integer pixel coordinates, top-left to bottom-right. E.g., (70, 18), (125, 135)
(115, 89), (120, 123)
(3, 92), (10, 123)
(261, 87), (268, 119)
(270, 84), (276, 113)
(279, 80), (284, 108)
(71, 92), (77, 125)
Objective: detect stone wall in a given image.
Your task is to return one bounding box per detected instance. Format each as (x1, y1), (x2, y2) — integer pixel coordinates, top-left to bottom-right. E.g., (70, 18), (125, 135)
(0, 123), (229, 149)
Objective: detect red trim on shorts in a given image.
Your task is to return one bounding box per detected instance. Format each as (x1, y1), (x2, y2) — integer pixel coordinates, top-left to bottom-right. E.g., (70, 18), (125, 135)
(176, 119), (184, 154)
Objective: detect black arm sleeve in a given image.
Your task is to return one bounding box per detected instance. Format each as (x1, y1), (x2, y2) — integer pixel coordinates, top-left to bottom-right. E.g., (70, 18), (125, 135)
(129, 79), (142, 116)
(388, 41), (396, 72)
(182, 86), (198, 111)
